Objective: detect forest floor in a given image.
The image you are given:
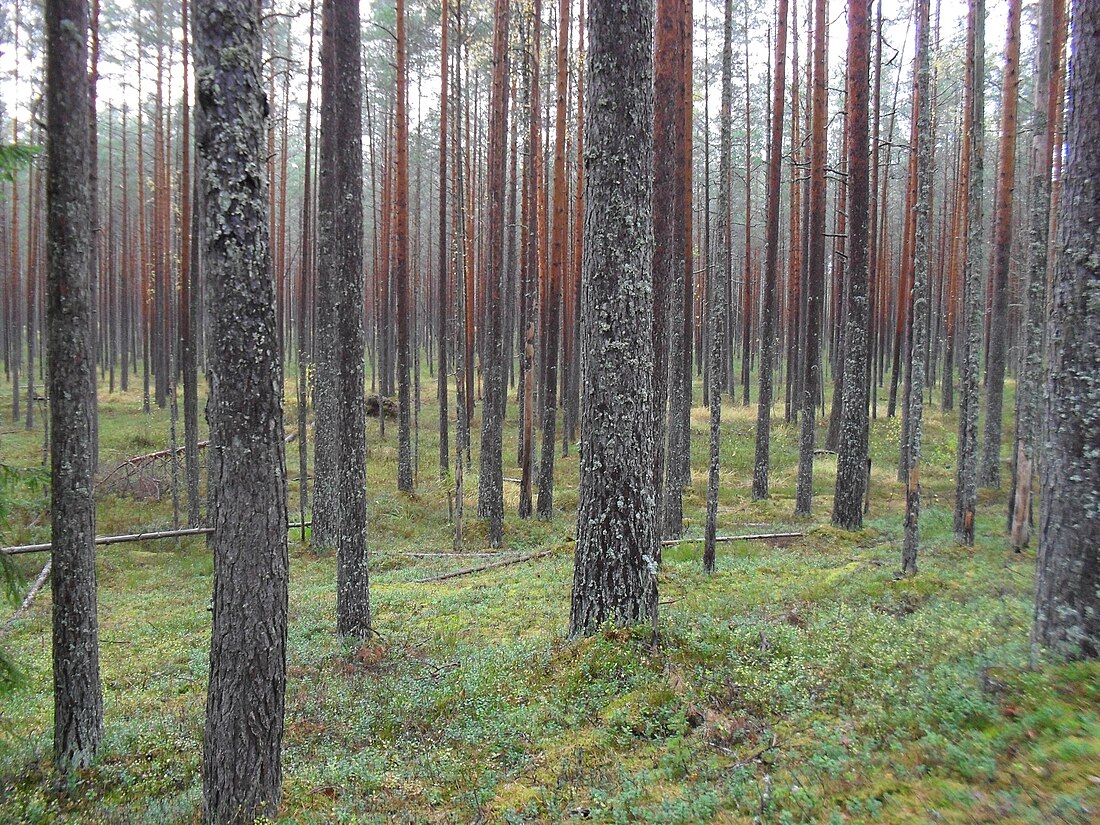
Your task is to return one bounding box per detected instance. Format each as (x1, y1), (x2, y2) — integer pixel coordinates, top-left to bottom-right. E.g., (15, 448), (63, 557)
(1, 372), (1099, 824)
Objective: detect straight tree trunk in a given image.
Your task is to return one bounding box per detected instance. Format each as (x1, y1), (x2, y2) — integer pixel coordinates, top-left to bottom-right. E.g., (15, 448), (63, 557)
(652, 0), (683, 536)
(1009, 0), (1063, 549)
(476, 0), (510, 546)
(536, 0), (568, 521)
(437, 0), (450, 481)
(794, 0), (828, 517)
(569, 0), (659, 638)
(832, 0), (871, 529)
(954, 0), (986, 545)
(706, 0), (735, 573)
(978, 0), (1021, 489)
(193, 0), (289, 817)
(902, 0), (933, 576)
(1033, 0), (1100, 659)
(46, 0), (103, 771)
(395, 0), (414, 493)
(752, 0), (788, 501)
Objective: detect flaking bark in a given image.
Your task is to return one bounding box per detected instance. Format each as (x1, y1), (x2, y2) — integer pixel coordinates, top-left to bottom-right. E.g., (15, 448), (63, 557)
(569, 0), (659, 638)
(193, 0), (290, 817)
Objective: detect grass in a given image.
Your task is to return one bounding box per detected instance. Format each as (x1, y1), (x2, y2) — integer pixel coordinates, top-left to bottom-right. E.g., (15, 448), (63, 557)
(1, 368), (1098, 824)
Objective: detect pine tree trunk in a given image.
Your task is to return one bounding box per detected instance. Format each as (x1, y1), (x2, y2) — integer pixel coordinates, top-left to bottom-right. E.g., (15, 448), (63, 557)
(832, 0), (871, 530)
(751, 0), (788, 501)
(706, 0), (735, 573)
(46, 0), (103, 771)
(954, 0), (985, 545)
(476, 0), (510, 546)
(437, 0), (450, 481)
(794, 0), (828, 517)
(570, 0), (659, 638)
(394, 0), (414, 493)
(193, 0), (289, 817)
(536, 0), (567, 521)
(902, 0), (933, 576)
(1009, 0), (1063, 549)
(1033, 0), (1100, 659)
(978, 0), (1021, 489)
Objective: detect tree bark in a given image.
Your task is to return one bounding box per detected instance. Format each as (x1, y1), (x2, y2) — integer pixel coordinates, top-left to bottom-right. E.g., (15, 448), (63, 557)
(1033, 0), (1100, 660)
(832, 0), (871, 530)
(954, 0), (986, 545)
(1009, 0), (1063, 549)
(752, 0), (788, 501)
(978, 0), (1021, 489)
(569, 0), (659, 638)
(193, 0), (289, 817)
(477, 0), (510, 546)
(793, 0), (828, 517)
(706, 0), (736, 572)
(46, 0), (103, 771)
(902, 0), (933, 576)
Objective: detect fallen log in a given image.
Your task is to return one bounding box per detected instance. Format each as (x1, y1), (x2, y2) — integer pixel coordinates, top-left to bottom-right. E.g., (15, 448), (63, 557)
(1, 560), (51, 640)
(660, 531), (804, 548)
(2, 521), (312, 556)
(414, 549), (554, 584)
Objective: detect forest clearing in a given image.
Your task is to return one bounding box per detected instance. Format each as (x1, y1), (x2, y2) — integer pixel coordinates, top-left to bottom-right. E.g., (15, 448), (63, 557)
(2, 379), (1099, 823)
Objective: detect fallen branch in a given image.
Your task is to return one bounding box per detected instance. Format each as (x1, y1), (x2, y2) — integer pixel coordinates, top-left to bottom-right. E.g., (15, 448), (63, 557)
(1, 560), (51, 640)
(404, 550), (526, 559)
(2, 521), (312, 556)
(660, 531), (804, 548)
(414, 549), (554, 583)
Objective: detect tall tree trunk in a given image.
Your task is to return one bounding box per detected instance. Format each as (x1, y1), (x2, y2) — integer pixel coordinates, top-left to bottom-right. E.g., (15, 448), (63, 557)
(978, 0), (1021, 489)
(395, 0), (414, 493)
(477, 0), (510, 546)
(902, 0), (933, 576)
(569, 0), (658, 638)
(46, 0), (103, 771)
(316, 0), (370, 633)
(954, 0), (986, 545)
(706, 0), (735, 572)
(437, 0), (450, 481)
(180, 0), (201, 528)
(1009, 0), (1064, 549)
(1033, 0), (1100, 660)
(751, 0), (788, 501)
(832, 0), (871, 529)
(194, 0), (289, 817)
(652, 0), (683, 537)
(536, 0), (567, 521)
(794, 0), (828, 517)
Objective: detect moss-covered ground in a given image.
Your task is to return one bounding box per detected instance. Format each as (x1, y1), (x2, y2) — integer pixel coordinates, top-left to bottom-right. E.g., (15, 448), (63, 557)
(1, 371), (1098, 823)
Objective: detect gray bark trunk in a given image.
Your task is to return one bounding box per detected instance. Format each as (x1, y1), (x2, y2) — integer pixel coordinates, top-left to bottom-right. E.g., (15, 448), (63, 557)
(902, 0), (933, 576)
(193, 0), (290, 818)
(954, 0), (985, 545)
(569, 0), (659, 637)
(315, 0), (370, 635)
(1033, 0), (1100, 660)
(46, 0), (103, 771)
(1009, 0), (1060, 549)
(832, 0), (871, 530)
(706, 0), (734, 573)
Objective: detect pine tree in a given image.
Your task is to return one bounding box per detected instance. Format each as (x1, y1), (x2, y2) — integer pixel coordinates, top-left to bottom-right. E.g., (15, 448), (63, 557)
(1033, 0), (1100, 660)
(570, 0), (659, 637)
(194, 0), (289, 816)
(46, 0), (103, 771)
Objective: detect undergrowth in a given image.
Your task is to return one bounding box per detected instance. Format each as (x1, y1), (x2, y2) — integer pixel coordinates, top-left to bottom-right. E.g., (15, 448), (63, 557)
(0, 374), (1097, 823)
